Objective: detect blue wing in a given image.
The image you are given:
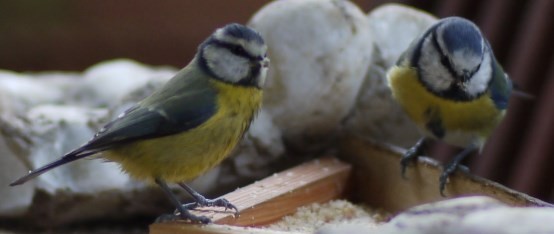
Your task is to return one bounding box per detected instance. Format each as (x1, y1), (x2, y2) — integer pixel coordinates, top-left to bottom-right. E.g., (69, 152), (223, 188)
(488, 51), (512, 110)
(79, 71), (217, 153)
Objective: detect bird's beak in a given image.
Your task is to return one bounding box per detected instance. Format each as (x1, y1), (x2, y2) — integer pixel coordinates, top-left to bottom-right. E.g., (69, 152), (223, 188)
(261, 57), (270, 68)
(460, 71), (472, 83)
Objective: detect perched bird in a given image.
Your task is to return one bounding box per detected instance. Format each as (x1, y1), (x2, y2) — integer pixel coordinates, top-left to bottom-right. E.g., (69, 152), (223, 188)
(10, 23), (269, 223)
(387, 17), (512, 195)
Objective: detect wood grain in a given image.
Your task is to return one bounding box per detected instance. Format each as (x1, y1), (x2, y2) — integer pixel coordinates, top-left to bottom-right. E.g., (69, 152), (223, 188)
(149, 157), (351, 234)
(338, 134), (553, 213)
(150, 223), (302, 234)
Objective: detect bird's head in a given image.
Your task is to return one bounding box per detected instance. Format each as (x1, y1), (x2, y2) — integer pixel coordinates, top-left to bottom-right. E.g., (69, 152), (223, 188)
(416, 17), (493, 100)
(198, 23), (269, 89)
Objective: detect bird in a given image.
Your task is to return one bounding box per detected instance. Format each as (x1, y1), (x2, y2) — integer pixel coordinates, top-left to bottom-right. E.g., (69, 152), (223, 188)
(387, 17), (512, 196)
(10, 23), (270, 223)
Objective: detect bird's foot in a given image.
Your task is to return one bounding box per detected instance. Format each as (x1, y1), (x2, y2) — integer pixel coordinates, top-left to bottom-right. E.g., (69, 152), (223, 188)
(400, 148), (419, 178)
(439, 160), (470, 197)
(183, 196), (239, 216)
(439, 169), (453, 197)
(439, 146), (475, 196)
(154, 178), (213, 224)
(401, 138), (427, 178)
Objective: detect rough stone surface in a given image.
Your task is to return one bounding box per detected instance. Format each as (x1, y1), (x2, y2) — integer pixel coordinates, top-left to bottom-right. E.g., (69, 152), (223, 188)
(317, 196), (554, 234)
(249, 0), (373, 152)
(344, 4), (437, 148)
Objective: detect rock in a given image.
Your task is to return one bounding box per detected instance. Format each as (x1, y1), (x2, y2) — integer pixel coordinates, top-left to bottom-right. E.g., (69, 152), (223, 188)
(227, 110), (284, 180)
(317, 196), (554, 234)
(79, 59), (175, 107)
(24, 105), (128, 194)
(0, 70), (79, 115)
(344, 4), (437, 148)
(385, 196), (506, 234)
(249, 0), (373, 152)
(0, 136), (33, 216)
(458, 206), (554, 234)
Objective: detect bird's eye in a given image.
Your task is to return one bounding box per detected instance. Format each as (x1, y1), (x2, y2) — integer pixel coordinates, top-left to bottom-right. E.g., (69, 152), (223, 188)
(440, 54), (450, 68)
(231, 45), (246, 55)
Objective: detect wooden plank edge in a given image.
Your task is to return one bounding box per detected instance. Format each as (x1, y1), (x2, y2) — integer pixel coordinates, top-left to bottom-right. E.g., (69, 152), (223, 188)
(150, 156), (352, 234)
(150, 223), (304, 234)
(338, 133), (553, 213)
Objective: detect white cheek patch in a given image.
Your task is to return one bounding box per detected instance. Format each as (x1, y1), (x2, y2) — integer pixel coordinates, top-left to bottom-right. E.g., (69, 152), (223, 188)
(204, 46), (250, 83)
(464, 52), (492, 97)
(419, 38), (455, 92)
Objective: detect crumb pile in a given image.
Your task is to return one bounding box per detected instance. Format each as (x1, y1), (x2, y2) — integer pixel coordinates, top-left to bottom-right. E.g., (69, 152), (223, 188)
(266, 200), (388, 233)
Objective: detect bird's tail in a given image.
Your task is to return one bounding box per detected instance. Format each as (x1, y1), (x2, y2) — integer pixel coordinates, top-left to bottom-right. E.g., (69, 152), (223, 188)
(512, 82), (535, 100)
(9, 150), (97, 186)
(512, 89), (535, 100)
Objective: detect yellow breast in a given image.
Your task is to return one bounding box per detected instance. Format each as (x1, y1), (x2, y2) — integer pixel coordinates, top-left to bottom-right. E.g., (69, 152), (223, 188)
(104, 80), (262, 183)
(387, 66), (505, 147)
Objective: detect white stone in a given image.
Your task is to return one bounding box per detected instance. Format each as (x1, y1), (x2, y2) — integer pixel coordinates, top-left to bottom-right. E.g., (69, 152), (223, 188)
(459, 206), (554, 234)
(316, 196), (554, 234)
(0, 61), (178, 219)
(80, 59), (175, 106)
(344, 4), (437, 148)
(384, 196), (506, 234)
(0, 136), (34, 216)
(367, 4), (437, 69)
(0, 70), (78, 114)
(249, 0), (373, 151)
(24, 105), (133, 194)
(229, 110), (284, 179)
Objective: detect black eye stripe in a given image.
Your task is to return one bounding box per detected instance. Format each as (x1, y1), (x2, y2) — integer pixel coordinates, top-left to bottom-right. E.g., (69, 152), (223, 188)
(432, 30), (458, 79)
(440, 54), (450, 67)
(232, 45), (246, 55)
(210, 39), (257, 60)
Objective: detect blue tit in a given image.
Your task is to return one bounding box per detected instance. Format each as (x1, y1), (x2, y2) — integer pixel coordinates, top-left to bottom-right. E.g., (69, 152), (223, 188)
(10, 23), (270, 223)
(387, 17), (512, 195)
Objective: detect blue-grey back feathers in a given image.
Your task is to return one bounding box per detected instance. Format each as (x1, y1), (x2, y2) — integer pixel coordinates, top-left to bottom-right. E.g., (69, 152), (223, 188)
(489, 53), (512, 110)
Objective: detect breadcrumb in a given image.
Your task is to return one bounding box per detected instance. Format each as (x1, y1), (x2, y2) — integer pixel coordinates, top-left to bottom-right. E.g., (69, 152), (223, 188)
(266, 200), (388, 233)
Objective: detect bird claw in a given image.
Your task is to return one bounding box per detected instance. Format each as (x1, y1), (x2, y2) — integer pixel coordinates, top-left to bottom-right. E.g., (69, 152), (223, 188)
(179, 197), (239, 216)
(400, 144), (424, 178)
(439, 172), (450, 197)
(457, 164), (470, 174)
(438, 160), (465, 197)
(400, 138), (428, 178)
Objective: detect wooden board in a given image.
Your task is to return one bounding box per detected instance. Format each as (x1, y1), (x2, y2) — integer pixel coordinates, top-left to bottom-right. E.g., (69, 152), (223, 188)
(339, 134), (553, 213)
(149, 157), (352, 234)
(150, 223), (303, 234)
(150, 134), (553, 234)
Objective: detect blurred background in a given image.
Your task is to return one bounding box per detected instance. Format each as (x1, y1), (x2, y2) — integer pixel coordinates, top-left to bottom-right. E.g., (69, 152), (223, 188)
(0, 0), (552, 203)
